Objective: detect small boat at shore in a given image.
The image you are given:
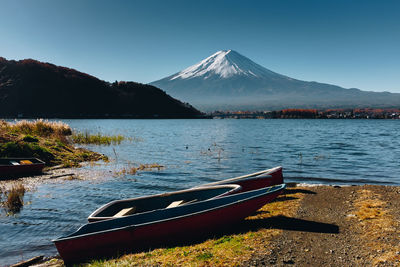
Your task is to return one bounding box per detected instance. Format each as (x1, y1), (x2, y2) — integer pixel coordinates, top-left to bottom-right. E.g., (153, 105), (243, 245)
(87, 167), (282, 222)
(197, 166), (283, 192)
(88, 184), (241, 222)
(0, 158), (45, 178)
(54, 184), (285, 263)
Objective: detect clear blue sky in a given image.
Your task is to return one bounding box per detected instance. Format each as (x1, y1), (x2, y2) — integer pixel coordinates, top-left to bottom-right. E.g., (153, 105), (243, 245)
(1, 0), (399, 92)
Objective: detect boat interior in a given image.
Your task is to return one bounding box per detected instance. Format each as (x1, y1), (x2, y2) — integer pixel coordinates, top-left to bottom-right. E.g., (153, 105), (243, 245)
(0, 158), (44, 166)
(89, 185), (241, 221)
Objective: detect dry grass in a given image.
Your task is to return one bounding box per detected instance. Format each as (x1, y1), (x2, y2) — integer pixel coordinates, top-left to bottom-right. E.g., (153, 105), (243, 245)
(137, 163), (164, 171)
(0, 182), (26, 214)
(64, 175), (81, 180)
(355, 196), (387, 221)
(349, 189), (400, 265)
(0, 119), (71, 137)
(114, 164), (165, 176)
(82, 187), (305, 266)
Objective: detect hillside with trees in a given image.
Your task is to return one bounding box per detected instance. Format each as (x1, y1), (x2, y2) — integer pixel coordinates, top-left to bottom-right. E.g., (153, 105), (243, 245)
(0, 57), (203, 118)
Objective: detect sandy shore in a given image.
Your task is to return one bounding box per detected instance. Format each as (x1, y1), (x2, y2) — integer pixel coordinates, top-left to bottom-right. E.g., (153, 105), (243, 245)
(7, 183), (400, 266)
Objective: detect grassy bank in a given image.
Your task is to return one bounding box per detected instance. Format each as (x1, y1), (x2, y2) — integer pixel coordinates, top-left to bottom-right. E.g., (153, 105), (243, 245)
(0, 119), (108, 167)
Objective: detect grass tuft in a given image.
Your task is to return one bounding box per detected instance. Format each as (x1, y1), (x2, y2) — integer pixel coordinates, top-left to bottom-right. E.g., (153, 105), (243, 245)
(72, 131), (125, 145)
(1, 183), (26, 214)
(114, 163), (164, 176)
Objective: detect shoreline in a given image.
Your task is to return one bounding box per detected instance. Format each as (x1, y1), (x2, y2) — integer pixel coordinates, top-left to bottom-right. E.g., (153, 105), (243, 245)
(6, 183), (400, 266)
(0, 160), (118, 190)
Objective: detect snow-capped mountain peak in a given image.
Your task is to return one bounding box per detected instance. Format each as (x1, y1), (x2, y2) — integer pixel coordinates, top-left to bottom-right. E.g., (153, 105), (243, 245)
(150, 49), (400, 111)
(170, 49), (273, 80)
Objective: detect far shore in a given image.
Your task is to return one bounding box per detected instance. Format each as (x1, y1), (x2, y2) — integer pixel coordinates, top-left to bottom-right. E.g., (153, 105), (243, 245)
(211, 108), (400, 119)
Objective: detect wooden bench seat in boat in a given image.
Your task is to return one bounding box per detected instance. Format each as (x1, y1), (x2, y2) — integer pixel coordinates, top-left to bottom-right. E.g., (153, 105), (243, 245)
(166, 199), (198, 209)
(113, 207), (136, 218)
(166, 200), (185, 209)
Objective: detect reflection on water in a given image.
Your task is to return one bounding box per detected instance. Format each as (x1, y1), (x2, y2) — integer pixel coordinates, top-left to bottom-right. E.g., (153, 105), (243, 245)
(1, 119), (400, 265)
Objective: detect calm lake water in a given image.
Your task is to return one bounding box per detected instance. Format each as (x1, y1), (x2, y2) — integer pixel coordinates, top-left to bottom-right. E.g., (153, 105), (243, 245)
(1, 119), (400, 265)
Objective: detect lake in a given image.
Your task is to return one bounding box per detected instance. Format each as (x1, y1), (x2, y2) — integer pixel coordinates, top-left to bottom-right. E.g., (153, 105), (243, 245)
(1, 119), (399, 265)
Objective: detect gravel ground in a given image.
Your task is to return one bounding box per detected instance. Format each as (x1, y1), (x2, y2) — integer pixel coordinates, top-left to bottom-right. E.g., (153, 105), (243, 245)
(245, 185), (400, 267)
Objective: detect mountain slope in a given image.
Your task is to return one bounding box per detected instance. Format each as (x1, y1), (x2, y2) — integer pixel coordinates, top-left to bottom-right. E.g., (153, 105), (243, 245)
(151, 50), (400, 111)
(0, 57), (203, 118)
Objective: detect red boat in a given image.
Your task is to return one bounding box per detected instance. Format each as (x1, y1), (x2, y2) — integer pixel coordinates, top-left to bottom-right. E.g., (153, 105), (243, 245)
(87, 184), (242, 222)
(0, 158), (45, 178)
(53, 184), (286, 263)
(197, 166), (283, 192)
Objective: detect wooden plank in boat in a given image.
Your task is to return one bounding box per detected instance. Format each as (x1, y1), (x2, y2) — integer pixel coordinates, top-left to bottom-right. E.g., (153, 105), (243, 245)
(166, 200), (185, 209)
(113, 207), (136, 217)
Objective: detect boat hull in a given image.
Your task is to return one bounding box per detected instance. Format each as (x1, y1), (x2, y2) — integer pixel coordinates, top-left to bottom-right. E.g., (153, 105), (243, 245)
(0, 158), (45, 178)
(198, 166), (283, 192)
(54, 184), (285, 263)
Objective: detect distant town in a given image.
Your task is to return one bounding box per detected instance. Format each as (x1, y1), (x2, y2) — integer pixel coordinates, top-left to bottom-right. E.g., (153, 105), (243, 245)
(210, 108), (400, 119)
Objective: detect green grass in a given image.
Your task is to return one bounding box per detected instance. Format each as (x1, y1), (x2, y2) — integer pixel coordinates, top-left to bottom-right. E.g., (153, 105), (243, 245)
(72, 131), (126, 145)
(0, 142), (54, 162)
(214, 235), (233, 244)
(82, 233), (253, 267)
(196, 252), (213, 261)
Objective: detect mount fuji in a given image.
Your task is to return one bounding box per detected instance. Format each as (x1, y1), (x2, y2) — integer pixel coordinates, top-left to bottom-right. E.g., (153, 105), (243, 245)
(150, 50), (400, 111)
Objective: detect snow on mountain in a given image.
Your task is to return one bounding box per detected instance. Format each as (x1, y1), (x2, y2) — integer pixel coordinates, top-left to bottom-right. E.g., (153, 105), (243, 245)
(170, 50), (282, 80)
(150, 50), (400, 111)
